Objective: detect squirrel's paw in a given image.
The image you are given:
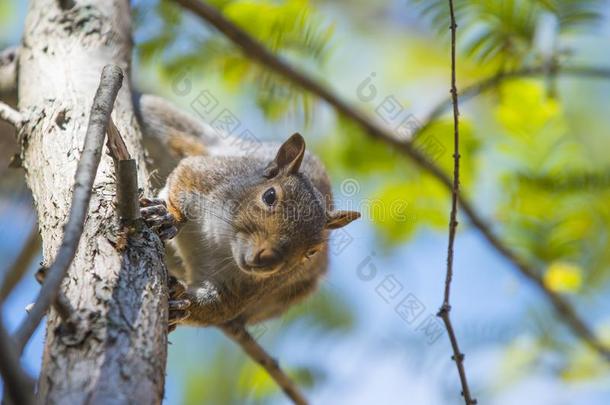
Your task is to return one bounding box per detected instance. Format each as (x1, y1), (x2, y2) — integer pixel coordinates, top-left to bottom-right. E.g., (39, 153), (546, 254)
(140, 197), (178, 240)
(168, 276), (192, 333)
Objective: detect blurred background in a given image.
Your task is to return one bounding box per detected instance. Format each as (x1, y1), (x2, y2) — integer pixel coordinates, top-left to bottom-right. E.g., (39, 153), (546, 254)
(2, 0), (610, 404)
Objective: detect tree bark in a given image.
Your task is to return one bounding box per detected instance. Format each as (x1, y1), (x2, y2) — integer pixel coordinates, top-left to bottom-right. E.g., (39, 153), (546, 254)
(18, 1), (168, 403)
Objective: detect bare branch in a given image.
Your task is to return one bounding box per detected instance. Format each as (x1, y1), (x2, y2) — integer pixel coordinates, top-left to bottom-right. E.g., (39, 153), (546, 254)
(13, 65), (124, 352)
(0, 46), (18, 94)
(222, 321), (308, 405)
(0, 315), (35, 405)
(0, 100), (24, 129)
(107, 119), (140, 222)
(172, 0), (610, 359)
(437, 1), (476, 403)
(0, 225), (40, 303)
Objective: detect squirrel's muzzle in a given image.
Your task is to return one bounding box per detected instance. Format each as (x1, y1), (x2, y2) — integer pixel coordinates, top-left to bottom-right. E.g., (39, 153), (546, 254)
(246, 245), (282, 270)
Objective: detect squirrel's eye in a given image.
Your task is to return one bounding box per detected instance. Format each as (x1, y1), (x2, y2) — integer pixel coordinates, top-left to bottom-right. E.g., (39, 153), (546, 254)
(262, 187), (277, 206)
(306, 248), (318, 258)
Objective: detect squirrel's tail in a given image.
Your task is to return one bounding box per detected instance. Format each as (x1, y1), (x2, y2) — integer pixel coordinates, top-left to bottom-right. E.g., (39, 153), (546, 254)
(166, 129), (207, 158)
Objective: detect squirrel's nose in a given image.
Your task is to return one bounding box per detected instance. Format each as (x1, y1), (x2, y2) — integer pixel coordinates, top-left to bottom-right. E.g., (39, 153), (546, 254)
(250, 246), (281, 268)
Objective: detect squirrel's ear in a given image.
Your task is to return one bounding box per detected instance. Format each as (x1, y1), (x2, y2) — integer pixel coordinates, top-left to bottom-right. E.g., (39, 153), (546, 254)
(326, 210), (361, 230)
(264, 133), (306, 178)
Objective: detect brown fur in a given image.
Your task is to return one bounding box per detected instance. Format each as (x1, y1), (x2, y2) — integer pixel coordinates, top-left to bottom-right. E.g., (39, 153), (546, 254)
(161, 133), (359, 327)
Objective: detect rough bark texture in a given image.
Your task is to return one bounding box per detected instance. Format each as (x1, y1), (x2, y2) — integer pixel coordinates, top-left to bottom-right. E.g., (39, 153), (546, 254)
(18, 1), (168, 403)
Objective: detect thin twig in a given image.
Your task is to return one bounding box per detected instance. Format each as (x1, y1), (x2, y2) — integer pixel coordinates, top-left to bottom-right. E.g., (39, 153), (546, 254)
(0, 315), (35, 405)
(0, 225), (41, 303)
(172, 0), (610, 359)
(436, 1), (476, 404)
(13, 65), (124, 352)
(222, 321), (308, 405)
(0, 100), (24, 129)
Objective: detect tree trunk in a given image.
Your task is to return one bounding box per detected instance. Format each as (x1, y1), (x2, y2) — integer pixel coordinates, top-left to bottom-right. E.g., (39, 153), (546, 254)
(18, 1), (168, 403)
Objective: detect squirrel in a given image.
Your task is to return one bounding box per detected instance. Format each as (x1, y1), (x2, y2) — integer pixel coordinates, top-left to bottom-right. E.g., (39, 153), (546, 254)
(139, 116), (359, 330)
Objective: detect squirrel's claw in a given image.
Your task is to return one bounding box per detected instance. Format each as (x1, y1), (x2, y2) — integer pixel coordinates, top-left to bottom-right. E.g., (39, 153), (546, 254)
(159, 225), (178, 240)
(167, 276), (191, 332)
(169, 298), (191, 311)
(139, 197), (178, 241)
(168, 310), (190, 333)
(169, 275), (186, 297)
(140, 197), (166, 207)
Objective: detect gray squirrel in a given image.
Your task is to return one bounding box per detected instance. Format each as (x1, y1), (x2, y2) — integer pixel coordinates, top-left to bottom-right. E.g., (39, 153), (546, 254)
(137, 95), (360, 330)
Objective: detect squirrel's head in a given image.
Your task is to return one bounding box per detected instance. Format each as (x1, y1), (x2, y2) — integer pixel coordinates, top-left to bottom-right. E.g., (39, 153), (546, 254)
(229, 133), (360, 278)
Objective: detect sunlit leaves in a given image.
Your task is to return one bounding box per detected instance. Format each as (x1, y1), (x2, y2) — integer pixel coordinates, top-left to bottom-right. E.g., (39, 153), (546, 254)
(320, 115), (480, 246)
(236, 362), (320, 401)
(138, 0), (332, 119)
(493, 79), (610, 289)
(411, 0), (605, 67)
(317, 116), (409, 177)
(237, 362), (277, 401)
(495, 80), (561, 140)
(223, 0), (331, 58)
(413, 0), (538, 67)
(0, 2), (13, 28)
(181, 344), (320, 405)
(544, 261), (583, 293)
(371, 178), (447, 244)
(183, 348), (257, 405)
(418, 118), (480, 182)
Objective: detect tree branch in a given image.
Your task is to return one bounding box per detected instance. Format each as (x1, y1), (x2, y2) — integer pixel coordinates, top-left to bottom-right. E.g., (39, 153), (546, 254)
(172, 0), (610, 359)
(437, 1), (475, 403)
(0, 46), (18, 94)
(222, 321), (308, 405)
(0, 100), (24, 129)
(415, 65), (610, 138)
(13, 65), (124, 352)
(106, 119), (140, 222)
(0, 315), (35, 405)
(0, 225), (41, 303)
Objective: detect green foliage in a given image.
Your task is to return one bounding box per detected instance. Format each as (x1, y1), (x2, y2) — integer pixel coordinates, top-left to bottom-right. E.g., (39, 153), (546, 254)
(319, 115), (480, 246)
(182, 347), (253, 405)
(182, 344), (322, 405)
(0, 1), (14, 34)
(317, 116), (411, 177)
(493, 80), (610, 289)
(137, 0), (332, 120)
(535, 0), (605, 28)
(411, 0), (605, 67)
(236, 361), (320, 401)
(371, 177), (448, 244)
